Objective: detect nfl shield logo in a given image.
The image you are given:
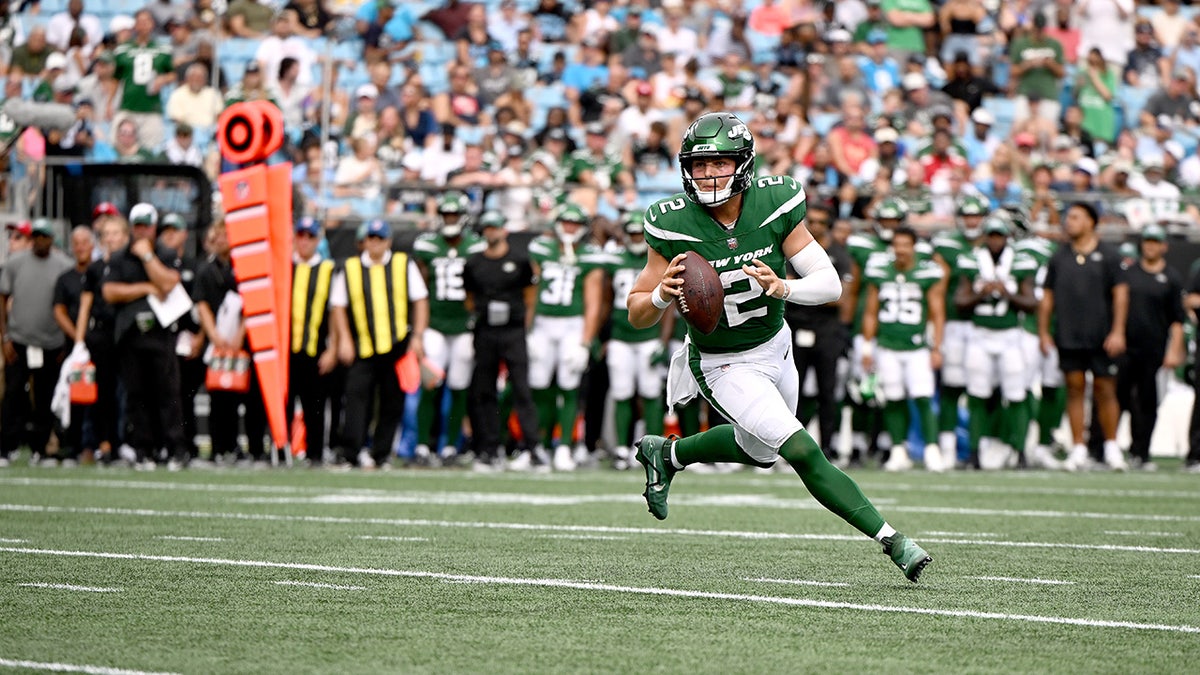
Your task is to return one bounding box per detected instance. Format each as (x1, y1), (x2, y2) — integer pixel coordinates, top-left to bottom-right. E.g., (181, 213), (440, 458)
(236, 181), (250, 200)
(726, 237), (738, 249)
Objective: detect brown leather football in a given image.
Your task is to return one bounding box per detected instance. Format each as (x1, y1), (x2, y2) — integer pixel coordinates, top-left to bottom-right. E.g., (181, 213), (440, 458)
(676, 250), (724, 335)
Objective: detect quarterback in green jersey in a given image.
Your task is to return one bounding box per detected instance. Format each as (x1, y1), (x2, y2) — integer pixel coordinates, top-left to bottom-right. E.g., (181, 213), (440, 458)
(626, 111), (933, 582)
(861, 227), (947, 473)
(604, 213), (666, 469)
(955, 215), (1039, 469)
(411, 192), (486, 465)
(527, 203), (609, 471)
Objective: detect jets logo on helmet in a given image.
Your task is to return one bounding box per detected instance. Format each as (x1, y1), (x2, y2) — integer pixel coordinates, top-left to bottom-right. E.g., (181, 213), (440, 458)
(957, 194), (989, 238)
(622, 211), (647, 255)
(436, 191), (472, 239)
(554, 202), (590, 246)
(679, 111), (756, 207)
(872, 197), (908, 242)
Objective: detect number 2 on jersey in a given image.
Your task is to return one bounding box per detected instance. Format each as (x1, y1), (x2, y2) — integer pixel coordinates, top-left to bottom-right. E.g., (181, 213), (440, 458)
(719, 269), (767, 327)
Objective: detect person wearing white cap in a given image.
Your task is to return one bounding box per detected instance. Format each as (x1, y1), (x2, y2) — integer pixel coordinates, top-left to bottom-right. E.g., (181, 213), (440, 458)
(1128, 155), (1183, 223)
(964, 107), (1001, 168)
(112, 9), (176, 151)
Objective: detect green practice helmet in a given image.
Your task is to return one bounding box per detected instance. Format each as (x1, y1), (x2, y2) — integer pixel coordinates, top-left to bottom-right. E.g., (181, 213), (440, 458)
(554, 202), (590, 244)
(872, 197), (908, 241)
(957, 194), (989, 217)
(623, 211), (647, 254)
(436, 191), (472, 238)
(678, 111), (756, 207)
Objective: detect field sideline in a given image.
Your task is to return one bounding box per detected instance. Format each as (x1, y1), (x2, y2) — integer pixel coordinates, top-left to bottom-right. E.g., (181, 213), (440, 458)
(1, 464), (1199, 674)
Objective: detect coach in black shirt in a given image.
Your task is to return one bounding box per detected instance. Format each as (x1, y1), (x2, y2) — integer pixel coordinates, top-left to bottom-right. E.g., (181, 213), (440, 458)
(1038, 202), (1128, 471)
(101, 204), (188, 468)
(463, 211), (541, 469)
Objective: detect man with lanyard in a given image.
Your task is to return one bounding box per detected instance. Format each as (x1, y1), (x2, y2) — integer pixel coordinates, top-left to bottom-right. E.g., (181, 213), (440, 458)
(290, 217), (339, 468)
(101, 204), (188, 469)
(330, 219), (429, 470)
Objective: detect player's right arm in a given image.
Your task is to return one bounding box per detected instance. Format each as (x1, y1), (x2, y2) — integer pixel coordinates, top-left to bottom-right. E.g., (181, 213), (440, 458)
(627, 247), (687, 330)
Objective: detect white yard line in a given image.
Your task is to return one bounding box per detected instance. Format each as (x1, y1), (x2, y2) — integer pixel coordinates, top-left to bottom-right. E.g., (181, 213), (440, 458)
(353, 536), (429, 542)
(0, 546), (1195, 634)
(2, 504), (1198, 555)
(154, 536), (226, 542)
(16, 583), (123, 593)
(743, 577), (850, 588)
(922, 531), (1000, 538)
(0, 537), (28, 543)
(0, 658), (179, 675)
(965, 576), (1076, 586)
(854, 482), (1200, 501)
(1103, 531), (1183, 538)
(272, 580), (365, 591)
(538, 534), (628, 541)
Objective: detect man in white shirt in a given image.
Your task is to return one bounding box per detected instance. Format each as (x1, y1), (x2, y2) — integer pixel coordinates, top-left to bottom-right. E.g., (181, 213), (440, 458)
(655, 9), (698, 66)
(614, 81), (665, 151)
(46, 0), (103, 52)
(254, 13), (316, 90)
(1128, 156), (1183, 224)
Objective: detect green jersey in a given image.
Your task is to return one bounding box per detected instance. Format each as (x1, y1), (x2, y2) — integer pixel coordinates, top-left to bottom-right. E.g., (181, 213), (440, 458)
(113, 40), (174, 114)
(528, 236), (609, 318)
(412, 232), (486, 334)
(1014, 236), (1058, 334)
(865, 256), (944, 351)
(931, 230), (972, 322)
(848, 230), (934, 330)
(606, 246), (659, 343)
(563, 149), (625, 190)
(958, 246), (1039, 330)
(643, 175), (807, 354)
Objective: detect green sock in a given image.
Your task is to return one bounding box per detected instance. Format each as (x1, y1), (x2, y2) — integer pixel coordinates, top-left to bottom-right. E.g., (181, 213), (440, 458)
(967, 396), (990, 461)
(1008, 397), (1032, 454)
(938, 386), (964, 433)
(614, 398), (634, 447)
(778, 429), (885, 538)
(533, 387), (557, 447)
(415, 387), (439, 448)
(557, 388), (579, 446)
(642, 396), (664, 436)
(882, 400), (910, 446)
(914, 397), (937, 447)
(674, 425), (767, 467)
(679, 400), (701, 437)
(445, 389), (469, 448)
(1038, 387), (1065, 446)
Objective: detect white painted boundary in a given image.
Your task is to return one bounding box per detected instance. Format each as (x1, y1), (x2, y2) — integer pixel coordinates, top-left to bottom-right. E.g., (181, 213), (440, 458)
(0, 546), (1196, 635)
(743, 577), (850, 588)
(2, 504), (1198, 555)
(0, 537), (28, 543)
(1103, 531), (1184, 538)
(0, 657), (178, 675)
(965, 576), (1076, 586)
(353, 536), (429, 542)
(154, 536), (225, 542)
(537, 534), (628, 541)
(272, 581), (365, 591)
(16, 583), (123, 593)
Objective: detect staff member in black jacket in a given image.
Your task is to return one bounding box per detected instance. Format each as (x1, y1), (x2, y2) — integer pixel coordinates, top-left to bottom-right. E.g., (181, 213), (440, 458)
(463, 211), (542, 470)
(1038, 202), (1128, 472)
(330, 219), (429, 470)
(1114, 225), (1185, 471)
(101, 204), (188, 469)
(158, 212), (206, 462)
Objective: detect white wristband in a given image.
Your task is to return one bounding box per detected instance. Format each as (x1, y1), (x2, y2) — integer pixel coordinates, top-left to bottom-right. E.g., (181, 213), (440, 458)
(651, 283), (672, 310)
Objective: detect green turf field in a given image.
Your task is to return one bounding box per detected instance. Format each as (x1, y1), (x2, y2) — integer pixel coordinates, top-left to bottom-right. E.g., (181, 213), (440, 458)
(1, 462), (1199, 674)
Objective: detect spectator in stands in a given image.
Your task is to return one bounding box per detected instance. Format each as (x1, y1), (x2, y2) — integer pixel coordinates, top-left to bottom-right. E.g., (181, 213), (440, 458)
(256, 13), (315, 91)
(511, 28), (541, 82)
(1129, 156), (1183, 223)
(397, 83), (439, 149)
(425, 0), (474, 40)
(164, 123), (202, 167)
(858, 30), (900, 96)
(167, 19), (202, 71)
(818, 55), (870, 111)
(656, 7), (699, 65)
(1043, 0), (1081, 65)
(148, 0), (191, 34)
(362, 61), (399, 113)
(334, 136), (384, 200)
(273, 57), (310, 130)
(30, 51), (67, 103)
(901, 72), (954, 133)
(189, 0), (219, 35)
(74, 50), (118, 125)
(1153, 0), (1188, 51)
(225, 61), (273, 105)
(5, 222), (32, 256)
(447, 144), (499, 208)
(1169, 28), (1200, 82)
(1075, 47), (1117, 144)
(361, 0), (415, 61)
(475, 42), (515, 109)
(610, 5), (644, 55)
(1145, 68), (1198, 127)
(9, 25), (49, 74)
(1, 219), (72, 466)
(113, 10), (175, 151)
(851, 0), (885, 47)
(1126, 21), (1165, 90)
(583, 0), (619, 43)
(942, 52), (1000, 116)
(749, 0), (791, 38)
(285, 0), (333, 39)
(881, 0), (934, 60)
(1010, 14), (1065, 127)
(455, 3), (492, 68)
(46, 0), (102, 53)
(976, 162), (1024, 209)
(938, 0), (984, 67)
(177, 39), (227, 91)
(113, 118), (159, 163)
(493, 87), (534, 129)
(829, 100), (876, 181)
(489, 0), (528, 53)
(532, 0), (575, 44)
(167, 62), (222, 129)
(1061, 106), (1096, 156)
(435, 64), (483, 127)
(226, 0), (273, 39)
(1078, 0), (1133, 69)
(614, 81), (664, 151)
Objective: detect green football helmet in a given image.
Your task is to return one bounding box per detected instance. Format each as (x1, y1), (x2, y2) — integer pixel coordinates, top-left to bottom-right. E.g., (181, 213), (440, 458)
(872, 197), (908, 241)
(678, 111), (756, 206)
(981, 213), (1012, 237)
(554, 202), (590, 244)
(622, 210), (647, 255)
(957, 194), (989, 238)
(436, 191), (472, 238)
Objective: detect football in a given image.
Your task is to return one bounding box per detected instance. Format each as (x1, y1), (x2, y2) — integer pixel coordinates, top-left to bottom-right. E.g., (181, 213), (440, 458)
(676, 250), (724, 335)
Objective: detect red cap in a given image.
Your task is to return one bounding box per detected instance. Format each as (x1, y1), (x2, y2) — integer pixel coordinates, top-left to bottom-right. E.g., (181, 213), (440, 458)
(636, 81), (653, 96)
(1014, 132), (1036, 148)
(92, 202), (120, 219)
(6, 221), (32, 237)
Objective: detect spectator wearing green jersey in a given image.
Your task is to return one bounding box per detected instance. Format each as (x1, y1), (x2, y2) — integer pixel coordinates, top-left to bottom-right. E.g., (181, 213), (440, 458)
(1009, 14), (1066, 127)
(112, 10), (175, 151)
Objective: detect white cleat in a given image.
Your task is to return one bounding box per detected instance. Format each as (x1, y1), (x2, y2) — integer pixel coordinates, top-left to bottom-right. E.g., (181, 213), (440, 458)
(1104, 445), (1129, 472)
(1030, 445), (1063, 470)
(1063, 445), (1092, 472)
(356, 449), (377, 470)
(552, 444), (577, 471)
(923, 443), (945, 473)
(883, 445), (914, 472)
(507, 450), (533, 472)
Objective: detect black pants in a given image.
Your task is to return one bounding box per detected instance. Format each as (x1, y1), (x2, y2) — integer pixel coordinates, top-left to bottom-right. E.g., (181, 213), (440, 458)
(118, 330), (185, 462)
(1, 342), (63, 457)
(87, 341), (121, 450)
(344, 352), (406, 464)
(178, 354), (206, 457)
(1118, 351), (1162, 463)
(583, 351), (607, 453)
(792, 320), (846, 451)
(209, 363), (268, 461)
(289, 352), (329, 460)
(470, 326), (539, 459)
(1187, 361), (1200, 466)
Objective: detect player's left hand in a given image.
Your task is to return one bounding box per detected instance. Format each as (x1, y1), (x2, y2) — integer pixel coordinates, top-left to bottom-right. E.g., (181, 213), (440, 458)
(744, 259), (786, 299)
(1103, 330), (1126, 358)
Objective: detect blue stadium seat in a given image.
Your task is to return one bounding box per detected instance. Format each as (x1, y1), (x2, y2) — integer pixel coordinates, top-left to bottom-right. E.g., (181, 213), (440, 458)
(109, 0), (147, 15)
(744, 27), (781, 65)
(220, 38), (260, 62)
(331, 39), (364, 63)
(40, 0), (68, 13)
(809, 112), (840, 136)
(418, 63), (450, 94)
(1119, 86), (1152, 130)
(981, 96), (1016, 139)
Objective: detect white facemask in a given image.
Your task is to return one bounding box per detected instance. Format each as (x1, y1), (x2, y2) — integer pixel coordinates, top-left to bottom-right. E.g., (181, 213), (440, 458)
(626, 239), (647, 255)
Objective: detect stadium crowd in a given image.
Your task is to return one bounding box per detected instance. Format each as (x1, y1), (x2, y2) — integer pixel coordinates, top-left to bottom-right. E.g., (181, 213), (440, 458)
(3, 0), (1200, 473)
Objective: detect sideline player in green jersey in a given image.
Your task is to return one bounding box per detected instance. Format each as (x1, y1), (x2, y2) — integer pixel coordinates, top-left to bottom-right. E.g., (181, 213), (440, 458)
(411, 192), (486, 465)
(604, 213), (666, 469)
(527, 203), (608, 471)
(861, 227), (947, 472)
(956, 215), (1039, 469)
(1013, 221), (1066, 469)
(627, 111), (933, 582)
(931, 195), (986, 463)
